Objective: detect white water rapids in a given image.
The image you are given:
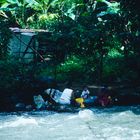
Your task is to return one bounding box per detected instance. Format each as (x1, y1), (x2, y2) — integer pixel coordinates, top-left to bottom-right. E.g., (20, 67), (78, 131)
(0, 106), (140, 140)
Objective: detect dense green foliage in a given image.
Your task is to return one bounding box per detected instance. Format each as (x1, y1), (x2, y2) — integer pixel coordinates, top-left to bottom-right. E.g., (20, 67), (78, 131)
(0, 0), (140, 86)
(0, 20), (12, 59)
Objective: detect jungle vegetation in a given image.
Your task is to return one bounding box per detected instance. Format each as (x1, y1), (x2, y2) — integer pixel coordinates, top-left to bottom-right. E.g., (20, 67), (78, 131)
(0, 0), (140, 91)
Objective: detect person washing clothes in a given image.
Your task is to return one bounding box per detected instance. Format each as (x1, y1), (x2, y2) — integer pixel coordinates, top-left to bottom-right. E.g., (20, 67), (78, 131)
(75, 86), (90, 108)
(81, 86), (90, 99)
(97, 86), (112, 107)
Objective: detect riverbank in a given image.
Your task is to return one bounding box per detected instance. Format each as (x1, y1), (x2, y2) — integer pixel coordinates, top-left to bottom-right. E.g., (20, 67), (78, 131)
(0, 81), (140, 112)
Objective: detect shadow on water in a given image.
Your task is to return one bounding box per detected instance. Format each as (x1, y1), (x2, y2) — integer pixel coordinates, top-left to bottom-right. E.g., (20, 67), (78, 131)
(0, 105), (140, 117)
(88, 105), (140, 115)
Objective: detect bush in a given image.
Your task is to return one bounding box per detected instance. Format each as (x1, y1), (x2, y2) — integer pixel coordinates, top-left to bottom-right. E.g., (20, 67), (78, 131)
(0, 59), (35, 91)
(102, 55), (140, 84)
(56, 56), (85, 82)
(103, 57), (124, 82)
(0, 20), (12, 59)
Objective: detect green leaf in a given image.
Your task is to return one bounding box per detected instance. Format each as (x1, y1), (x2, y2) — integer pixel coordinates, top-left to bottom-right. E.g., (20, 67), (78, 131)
(26, 0), (39, 7)
(7, 0), (18, 4)
(96, 0), (105, 2)
(1, 2), (10, 8)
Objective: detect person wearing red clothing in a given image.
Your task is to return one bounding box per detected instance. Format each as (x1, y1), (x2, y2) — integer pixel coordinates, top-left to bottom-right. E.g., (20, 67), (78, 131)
(98, 86), (112, 107)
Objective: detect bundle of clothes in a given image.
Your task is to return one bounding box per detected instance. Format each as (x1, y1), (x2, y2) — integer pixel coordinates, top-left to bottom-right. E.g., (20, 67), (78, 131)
(33, 86), (113, 110)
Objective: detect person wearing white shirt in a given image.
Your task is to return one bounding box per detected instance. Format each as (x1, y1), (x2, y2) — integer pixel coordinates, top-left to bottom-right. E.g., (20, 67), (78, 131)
(81, 87), (90, 99)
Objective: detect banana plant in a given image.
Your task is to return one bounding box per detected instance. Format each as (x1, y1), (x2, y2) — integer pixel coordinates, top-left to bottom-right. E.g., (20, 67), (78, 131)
(25, 0), (60, 29)
(96, 0), (120, 16)
(0, 0), (37, 27)
(29, 0), (84, 22)
(26, 0), (82, 29)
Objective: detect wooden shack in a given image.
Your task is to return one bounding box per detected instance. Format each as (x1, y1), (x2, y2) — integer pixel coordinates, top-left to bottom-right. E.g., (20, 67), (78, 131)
(9, 28), (65, 63)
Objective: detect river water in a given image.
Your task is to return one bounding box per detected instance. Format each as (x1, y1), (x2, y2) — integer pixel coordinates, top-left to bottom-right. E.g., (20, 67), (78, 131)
(0, 106), (140, 140)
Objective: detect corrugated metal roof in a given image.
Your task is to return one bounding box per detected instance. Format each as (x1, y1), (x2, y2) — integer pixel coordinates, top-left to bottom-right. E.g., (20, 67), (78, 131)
(9, 27), (49, 33)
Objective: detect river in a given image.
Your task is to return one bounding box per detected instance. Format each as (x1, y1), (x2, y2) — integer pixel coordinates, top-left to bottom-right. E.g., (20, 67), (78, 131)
(0, 106), (140, 140)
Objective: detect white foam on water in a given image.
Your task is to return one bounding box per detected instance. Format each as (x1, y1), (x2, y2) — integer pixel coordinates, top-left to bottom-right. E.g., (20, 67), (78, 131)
(78, 109), (95, 121)
(0, 106), (140, 140)
(66, 115), (78, 120)
(0, 117), (38, 128)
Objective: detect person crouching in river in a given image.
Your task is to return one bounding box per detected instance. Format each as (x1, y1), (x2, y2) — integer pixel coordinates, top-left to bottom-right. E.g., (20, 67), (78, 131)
(75, 86), (90, 108)
(81, 86), (90, 99)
